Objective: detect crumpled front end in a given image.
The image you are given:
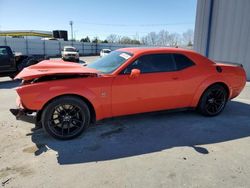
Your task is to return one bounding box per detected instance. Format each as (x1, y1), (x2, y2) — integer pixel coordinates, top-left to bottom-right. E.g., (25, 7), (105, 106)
(14, 59), (99, 81)
(10, 93), (36, 120)
(10, 60), (99, 120)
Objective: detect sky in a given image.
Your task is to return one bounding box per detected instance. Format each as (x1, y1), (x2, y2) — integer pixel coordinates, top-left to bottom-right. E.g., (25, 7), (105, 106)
(0, 0), (197, 40)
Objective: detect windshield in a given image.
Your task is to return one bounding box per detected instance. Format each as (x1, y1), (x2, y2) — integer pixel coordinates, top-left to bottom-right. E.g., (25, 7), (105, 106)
(87, 51), (133, 74)
(65, 48), (77, 52)
(103, 49), (111, 53)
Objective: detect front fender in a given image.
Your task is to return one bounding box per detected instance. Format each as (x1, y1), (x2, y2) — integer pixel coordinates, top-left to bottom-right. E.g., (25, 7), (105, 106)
(16, 78), (111, 120)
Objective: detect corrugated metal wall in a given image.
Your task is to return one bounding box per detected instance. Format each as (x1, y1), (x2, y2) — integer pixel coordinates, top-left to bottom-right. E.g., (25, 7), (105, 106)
(194, 0), (250, 80)
(193, 0), (211, 55)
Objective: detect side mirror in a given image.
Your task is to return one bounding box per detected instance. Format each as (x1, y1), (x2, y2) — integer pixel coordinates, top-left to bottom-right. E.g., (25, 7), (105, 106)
(129, 69), (140, 78)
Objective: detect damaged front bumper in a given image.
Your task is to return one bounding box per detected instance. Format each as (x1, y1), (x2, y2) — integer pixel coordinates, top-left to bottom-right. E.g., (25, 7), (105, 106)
(10, 108), (36, 120)
(10, 108), (42, 129)
(9, 108), (30, 120)
(10, 95), (33, 120)
(10, 95), (41, 126)
(10, 108), (42, 128)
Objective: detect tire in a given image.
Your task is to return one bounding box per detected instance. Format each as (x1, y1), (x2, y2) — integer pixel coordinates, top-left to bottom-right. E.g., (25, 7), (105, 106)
(26, 59), (38, 66)
(41, 96), (90, 140)
(9, 75), (16, 79)
(198, 84), (228, 116)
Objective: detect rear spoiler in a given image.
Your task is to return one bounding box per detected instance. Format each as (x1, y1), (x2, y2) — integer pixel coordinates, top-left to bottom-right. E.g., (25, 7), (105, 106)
(216, 61), (243, 68)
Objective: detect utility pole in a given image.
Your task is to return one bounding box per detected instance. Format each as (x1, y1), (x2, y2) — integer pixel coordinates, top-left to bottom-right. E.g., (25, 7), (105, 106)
(69, 21), (74, 43)
(74, 30), (78, 41)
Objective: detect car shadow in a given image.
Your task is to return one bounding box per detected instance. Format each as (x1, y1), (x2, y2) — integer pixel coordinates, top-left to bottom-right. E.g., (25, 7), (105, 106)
(29, 100), (250, 165)
(0, 79), (20, 89)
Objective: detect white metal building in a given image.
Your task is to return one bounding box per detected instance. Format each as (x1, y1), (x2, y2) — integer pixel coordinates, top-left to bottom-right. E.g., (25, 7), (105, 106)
(194, 0), (250, 80)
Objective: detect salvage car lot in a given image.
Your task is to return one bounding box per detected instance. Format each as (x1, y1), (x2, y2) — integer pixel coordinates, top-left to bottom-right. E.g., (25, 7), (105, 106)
(0, 56), (250, 187)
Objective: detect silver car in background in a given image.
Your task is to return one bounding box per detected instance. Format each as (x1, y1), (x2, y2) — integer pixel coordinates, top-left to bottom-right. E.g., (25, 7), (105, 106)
(61, 46), (79, 62)
(100, 49), (111, 57)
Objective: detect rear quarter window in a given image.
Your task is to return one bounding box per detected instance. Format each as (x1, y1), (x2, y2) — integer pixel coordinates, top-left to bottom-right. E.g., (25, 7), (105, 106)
(173, 54), (195, 70)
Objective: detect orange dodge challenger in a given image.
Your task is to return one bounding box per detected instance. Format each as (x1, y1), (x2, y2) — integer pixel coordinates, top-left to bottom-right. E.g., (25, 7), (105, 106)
(10, 48), (246, 139)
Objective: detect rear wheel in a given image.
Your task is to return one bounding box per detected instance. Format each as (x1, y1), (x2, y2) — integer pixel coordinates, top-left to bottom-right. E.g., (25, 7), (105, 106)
(198, 84), (228, 116)
(41, 96), (90, 140)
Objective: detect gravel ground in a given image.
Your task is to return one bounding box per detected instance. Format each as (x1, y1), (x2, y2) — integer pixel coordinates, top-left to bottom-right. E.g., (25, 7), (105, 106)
(0, 56), (250, 188)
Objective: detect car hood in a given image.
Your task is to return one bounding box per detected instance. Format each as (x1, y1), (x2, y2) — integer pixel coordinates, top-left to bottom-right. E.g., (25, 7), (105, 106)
(15, 60), (99, 81)
(62, 51), (78, 55)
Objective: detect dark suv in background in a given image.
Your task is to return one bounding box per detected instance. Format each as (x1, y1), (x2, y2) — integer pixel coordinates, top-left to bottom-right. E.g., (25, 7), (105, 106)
(0, 46), (47, 78)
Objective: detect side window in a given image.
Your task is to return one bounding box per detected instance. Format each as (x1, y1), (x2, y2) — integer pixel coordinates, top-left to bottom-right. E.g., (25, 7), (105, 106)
(0, 47), (9, 56)
(123, 54), (176, 74)
(173, 54), (195, 70)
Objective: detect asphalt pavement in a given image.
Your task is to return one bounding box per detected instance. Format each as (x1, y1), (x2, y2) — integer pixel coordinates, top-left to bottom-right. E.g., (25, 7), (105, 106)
(0, 56), (250, 188)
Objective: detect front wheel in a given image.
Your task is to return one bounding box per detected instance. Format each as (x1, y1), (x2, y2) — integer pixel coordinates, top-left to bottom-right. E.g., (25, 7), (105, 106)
(198, 84), (228, 116)
(41, 96), (90, 140)
(9, 74), (16, 79)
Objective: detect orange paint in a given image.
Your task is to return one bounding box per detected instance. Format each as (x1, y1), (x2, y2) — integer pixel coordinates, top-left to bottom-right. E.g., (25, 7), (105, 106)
(15, 48), (247, 121)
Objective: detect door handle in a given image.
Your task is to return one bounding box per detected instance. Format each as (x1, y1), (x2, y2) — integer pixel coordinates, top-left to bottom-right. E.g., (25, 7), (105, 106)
(172, 77), (179, 80)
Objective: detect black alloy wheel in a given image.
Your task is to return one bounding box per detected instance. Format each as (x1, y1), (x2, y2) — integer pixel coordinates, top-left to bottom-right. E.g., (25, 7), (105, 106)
(42, 96), (90, 140)
(198, 84), (228, 116)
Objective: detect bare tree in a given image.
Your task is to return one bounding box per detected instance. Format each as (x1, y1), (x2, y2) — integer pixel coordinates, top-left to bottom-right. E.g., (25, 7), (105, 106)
(148, 32), (157, 45)
(119, 36), (140, 44)
(157, 30), (170, 46)
(182, 29), (194, 46)
(120, 36), (131, 44)
(105, 29), (194, 47)
(141, 36), (147, 45)
(167, 33), (181, 46)
(106, 34), (118, 43)
(141, 30), (182, 46)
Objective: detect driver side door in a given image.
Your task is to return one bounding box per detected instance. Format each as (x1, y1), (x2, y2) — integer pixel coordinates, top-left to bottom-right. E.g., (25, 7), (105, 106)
(111, 53), (182, 117)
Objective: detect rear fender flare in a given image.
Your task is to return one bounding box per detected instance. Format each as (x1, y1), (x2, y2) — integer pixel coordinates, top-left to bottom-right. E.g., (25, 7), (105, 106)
(190, 76), (232, 107)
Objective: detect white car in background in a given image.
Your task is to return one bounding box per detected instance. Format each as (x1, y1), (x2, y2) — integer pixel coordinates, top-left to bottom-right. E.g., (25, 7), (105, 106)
(100, 49), (111, 57)
(61, 46), (79, 62)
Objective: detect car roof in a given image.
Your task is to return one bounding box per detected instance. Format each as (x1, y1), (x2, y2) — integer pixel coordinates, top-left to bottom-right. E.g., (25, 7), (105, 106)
(117, 47), (194, 55)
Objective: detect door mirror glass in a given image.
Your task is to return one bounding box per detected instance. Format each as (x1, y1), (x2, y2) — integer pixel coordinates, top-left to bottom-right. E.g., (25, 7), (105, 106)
(130, 69), (140, 78)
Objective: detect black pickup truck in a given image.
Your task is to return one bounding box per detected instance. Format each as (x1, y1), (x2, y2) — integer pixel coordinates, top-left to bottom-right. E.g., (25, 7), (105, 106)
(0, 46), (48, 78)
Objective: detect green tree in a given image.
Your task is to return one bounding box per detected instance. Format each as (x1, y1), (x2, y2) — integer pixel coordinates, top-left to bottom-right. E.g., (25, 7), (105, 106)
(92, 37), (99, 43)
(101, 40), (108, 43)
(80, 36), (90, 42)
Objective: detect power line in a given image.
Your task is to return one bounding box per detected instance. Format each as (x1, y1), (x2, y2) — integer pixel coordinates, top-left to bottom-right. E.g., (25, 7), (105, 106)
(77, 21), (194, 27)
